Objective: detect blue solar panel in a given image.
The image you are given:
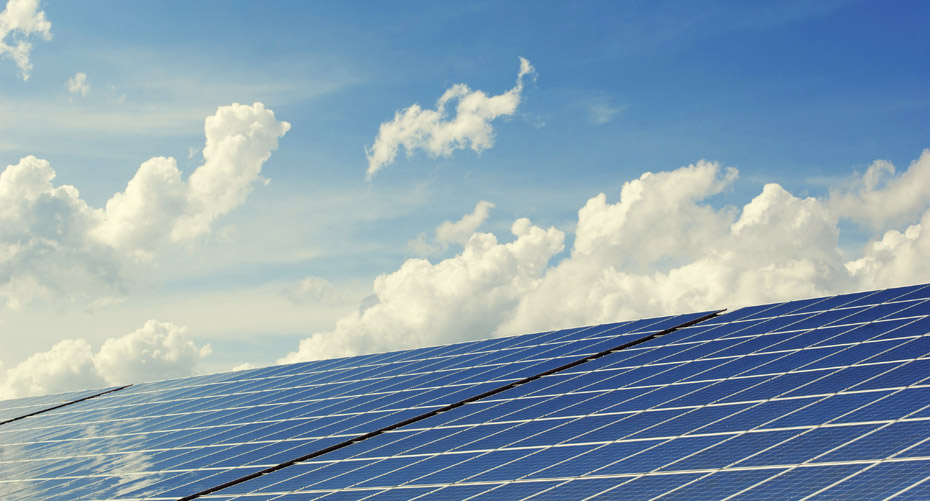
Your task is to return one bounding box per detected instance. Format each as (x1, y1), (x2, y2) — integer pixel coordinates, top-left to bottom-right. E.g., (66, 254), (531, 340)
(663, 468), (788, 499)
(0, 385), (123, 423)
(808, 461), (930, 499)
(738, 464), (867, 498)
(3, 284), (930, 500)
(1, 313), (714, 500)
(192, 285), (927, 500)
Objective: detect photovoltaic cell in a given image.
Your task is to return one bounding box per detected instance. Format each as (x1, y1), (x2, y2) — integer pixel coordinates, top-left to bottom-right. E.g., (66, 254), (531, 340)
(0, 313), (703, 500)
(0, 386), (123, 423)
(2, 284), (929, 500)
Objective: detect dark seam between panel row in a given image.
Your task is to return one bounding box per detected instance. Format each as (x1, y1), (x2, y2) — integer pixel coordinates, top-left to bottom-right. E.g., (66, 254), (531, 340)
(179, 310), (724, 500)
(0, 384), (132, 427)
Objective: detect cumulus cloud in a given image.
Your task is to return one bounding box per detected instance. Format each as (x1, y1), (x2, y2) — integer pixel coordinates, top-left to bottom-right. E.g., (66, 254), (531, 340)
(0, 102), (289, 310)
(572, 161), (738, 273)
(846, 210), (930, 291)
(409, 200), (495, 256)
(287, 149), (930, 362)
(0, 320), (210, 399)
(0, 155), (118, 310)
(0, 0), (51, 81)
(66, 71), (89, 96)
(96, 102), (290, 254)
(279, 218), (564, 363)
(830, 150), (930, 230)
(365, 57), (535, 179)
(499, 175), (850, 335)
(437, 200), (495, 245)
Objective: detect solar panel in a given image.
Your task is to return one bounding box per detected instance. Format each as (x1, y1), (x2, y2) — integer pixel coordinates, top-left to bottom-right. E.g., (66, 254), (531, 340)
(1, 283), (928, 500)
(0, 385), (125, 425)
(0, 312), (710, 500)
(185, 284), (929, 500)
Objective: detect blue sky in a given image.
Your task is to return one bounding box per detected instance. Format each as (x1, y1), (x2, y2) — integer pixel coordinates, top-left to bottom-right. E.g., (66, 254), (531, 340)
(1, 0), (929, 397)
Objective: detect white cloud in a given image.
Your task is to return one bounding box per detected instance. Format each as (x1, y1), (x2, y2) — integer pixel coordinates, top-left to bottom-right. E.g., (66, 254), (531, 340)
(846, 210), (930, 291)
(499, 165), (858, 335)
(232, 362), (257, 372)
(0, 320), (210, 399)
(830, 149), (930, 230)
(587, 102), (626, 125)
(437, 200), (495, 245)
(93, 320), (212, 386)
(409, 200), (495, 256)
(572, 161), (738, 273)
(287, 149), (930, 362)
(284, 276), (339, 304)
(96, 102), (290, 255)
(0, 0), (51, 81)
(365, 57), (535, 179)
(0, 339), (101, 400)
(279, 218), (564, 363)
(0, 102), (289, 310)
(66, 72), (89, 96)
(0, 155), (119, 310)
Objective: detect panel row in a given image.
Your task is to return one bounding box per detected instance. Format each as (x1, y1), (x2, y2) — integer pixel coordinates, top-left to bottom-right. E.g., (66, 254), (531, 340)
(202, 284), (930, 500)
(0, 312), (709, 500)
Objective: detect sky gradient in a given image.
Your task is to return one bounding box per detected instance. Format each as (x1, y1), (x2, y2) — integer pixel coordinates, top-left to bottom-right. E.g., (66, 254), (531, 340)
(1, 0), (929, 398)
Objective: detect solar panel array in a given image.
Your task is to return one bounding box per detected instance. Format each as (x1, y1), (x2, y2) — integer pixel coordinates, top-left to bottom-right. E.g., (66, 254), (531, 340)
(0, 312), (709, 500)
(2, 284), (930, 500)
(0, 386), (124, 426)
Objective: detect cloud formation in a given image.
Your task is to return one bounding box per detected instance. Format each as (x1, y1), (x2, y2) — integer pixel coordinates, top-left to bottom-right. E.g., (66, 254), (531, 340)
(66, 71), (89, 96)
(829, 150), (930, 230)
(409, 200), (495, 256)
(284, 276), (339, 304)
(846, 210), (930, 291)
(0, 0), (51, 81)
(0, 320), (210, 399)
(437, 200), (495, 246)
(280, 218), (564, 363)
(286, 149), (930, 363)
(365, 57), (535, 179)
(0, 102), (289, 310)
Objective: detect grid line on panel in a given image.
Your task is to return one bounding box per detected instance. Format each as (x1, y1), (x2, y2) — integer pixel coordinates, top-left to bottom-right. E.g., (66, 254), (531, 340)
(1, 328), (668, 498)
(888, 476), (930, 499)
(0, 385), (132, 427)
(177, 311), (723, 500)
(7, 284), (930, 500)
(225, 286), (928, 500)
(799, 461), (884, 501)
(205, 459), (930, 500)
(37, 323), (645, 425)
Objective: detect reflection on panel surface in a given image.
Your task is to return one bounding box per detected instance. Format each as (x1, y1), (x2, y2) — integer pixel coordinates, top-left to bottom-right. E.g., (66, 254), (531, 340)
(208, 284), (930, 500)
(2, 284), (930, 500)
(0, 311), (704, 500)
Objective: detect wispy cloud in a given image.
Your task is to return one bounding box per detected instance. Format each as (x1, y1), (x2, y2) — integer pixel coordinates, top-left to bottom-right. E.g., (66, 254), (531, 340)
(408, 200), (495, 256)
(0, 0), (51, 81)
(66, 72), (90, 97)
(283, 276), (340, 304)
(0, 50), (357, 153)
(365, 57), (535, 179)
(587, 101), (626, 125)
